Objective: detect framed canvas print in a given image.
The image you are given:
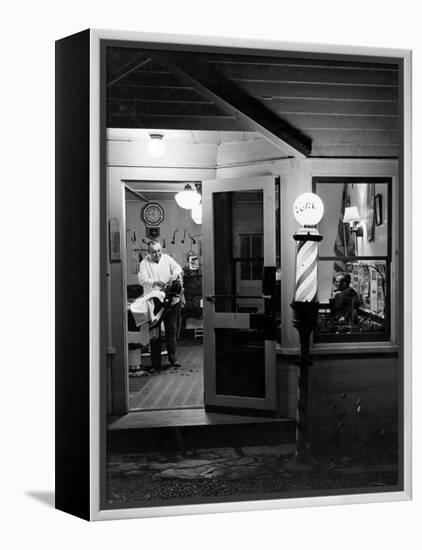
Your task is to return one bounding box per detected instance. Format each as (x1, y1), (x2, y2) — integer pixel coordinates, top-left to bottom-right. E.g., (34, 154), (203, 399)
(55, 29), (412, 521)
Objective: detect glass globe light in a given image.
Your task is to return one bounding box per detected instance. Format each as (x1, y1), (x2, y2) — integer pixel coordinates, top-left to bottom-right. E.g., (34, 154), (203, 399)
(293, 192), (324, 226)
(175, 184), (201, 210)
(148, 134), (165, 158)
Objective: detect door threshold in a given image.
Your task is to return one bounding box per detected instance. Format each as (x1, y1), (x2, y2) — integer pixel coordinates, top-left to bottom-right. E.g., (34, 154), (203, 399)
(108, 407), (292, 431)
(128, 405), (204, 414)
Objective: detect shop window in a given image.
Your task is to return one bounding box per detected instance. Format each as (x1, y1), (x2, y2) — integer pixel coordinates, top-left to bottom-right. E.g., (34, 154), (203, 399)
(313, 178), (391, 343)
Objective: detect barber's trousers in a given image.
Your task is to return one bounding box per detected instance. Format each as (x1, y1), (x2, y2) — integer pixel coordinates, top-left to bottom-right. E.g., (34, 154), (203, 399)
(149, 302), (181, 368)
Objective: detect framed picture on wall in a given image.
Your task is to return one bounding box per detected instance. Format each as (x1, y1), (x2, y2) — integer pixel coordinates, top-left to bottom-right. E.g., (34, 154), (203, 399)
(375, 193), (383, 226)
(56, 29), (412, 521)
(366, 183), (376, 242)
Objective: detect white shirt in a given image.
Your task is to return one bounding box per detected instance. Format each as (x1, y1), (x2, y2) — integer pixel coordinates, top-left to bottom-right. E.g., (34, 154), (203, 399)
(138, 253), (183, 297)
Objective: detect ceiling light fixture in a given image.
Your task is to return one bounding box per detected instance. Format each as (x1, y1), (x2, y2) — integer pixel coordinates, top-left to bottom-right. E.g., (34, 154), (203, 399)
(175, 184), (201, 210)
(148, 133), (165, 158)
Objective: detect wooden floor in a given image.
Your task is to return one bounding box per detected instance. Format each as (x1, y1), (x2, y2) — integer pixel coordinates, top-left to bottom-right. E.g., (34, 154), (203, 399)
(129, 343), (204, 410)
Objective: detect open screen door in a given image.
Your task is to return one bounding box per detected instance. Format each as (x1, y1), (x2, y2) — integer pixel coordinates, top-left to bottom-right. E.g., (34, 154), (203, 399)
(202, 176), (277, 414)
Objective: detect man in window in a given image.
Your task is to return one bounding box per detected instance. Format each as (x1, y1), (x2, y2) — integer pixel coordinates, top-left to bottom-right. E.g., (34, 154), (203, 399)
(331, 272), (360, 324)
(138, 240), (183, 369)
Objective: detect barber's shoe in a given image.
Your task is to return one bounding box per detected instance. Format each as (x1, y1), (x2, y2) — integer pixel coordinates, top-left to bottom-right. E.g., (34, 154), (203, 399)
(169, 361), (181, 368)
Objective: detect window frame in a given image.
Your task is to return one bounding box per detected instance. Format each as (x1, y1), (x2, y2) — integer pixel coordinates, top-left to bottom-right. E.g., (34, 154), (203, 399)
(312, 176), (393, 343)
(238, 232), (264, 281)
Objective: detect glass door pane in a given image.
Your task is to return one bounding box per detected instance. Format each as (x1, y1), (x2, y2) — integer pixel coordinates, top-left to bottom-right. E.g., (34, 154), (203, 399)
(213, 190), (264, 314)
(212, 189), (266, 398)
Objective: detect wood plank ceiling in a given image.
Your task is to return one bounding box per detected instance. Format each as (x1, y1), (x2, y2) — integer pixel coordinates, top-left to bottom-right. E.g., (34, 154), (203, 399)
(106, 47), (400, 158)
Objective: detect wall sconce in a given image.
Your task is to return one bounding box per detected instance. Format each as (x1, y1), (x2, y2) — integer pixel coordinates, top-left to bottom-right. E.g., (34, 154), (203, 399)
(175, 184), (201, 210)
(343, 206), (363, 237)
(147, 133), (165, 158)
(191, 203), (202, 224)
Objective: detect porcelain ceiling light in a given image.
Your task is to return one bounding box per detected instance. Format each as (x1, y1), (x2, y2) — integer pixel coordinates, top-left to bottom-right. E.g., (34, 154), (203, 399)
(175, 184), (201, 210)
(148, 133), (165, 158)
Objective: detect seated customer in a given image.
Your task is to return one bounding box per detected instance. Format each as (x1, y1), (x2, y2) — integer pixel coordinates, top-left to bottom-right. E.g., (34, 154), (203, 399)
(331, 272), (360, 324)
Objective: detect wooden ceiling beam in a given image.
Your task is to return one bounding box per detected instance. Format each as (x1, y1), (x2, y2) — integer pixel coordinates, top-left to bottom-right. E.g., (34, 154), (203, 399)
(153, 53), (312, 158)
(107, 53), (152, 87)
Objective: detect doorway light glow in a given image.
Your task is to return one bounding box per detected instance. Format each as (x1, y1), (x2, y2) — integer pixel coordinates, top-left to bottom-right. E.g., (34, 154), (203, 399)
(191, 203), (202, 224)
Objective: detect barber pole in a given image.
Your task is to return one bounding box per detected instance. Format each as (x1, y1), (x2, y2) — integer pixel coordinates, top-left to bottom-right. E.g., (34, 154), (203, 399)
(294, 231), (319, 302)
(290, 194), (324, 465)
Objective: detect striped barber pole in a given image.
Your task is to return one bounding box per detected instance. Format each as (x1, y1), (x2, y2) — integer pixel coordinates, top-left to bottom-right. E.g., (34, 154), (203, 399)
(294, 237), (319, 302)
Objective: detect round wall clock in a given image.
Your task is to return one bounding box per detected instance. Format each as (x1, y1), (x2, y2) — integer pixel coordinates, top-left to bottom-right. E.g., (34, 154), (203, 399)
(141, 202), (164, 227)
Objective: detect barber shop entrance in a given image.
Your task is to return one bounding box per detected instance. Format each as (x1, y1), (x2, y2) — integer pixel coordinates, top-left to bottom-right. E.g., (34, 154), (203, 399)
(122, 175), (279, 417)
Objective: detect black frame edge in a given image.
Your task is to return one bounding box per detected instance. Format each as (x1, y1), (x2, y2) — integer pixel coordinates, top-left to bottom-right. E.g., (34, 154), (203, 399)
(55, 29), (91, 521)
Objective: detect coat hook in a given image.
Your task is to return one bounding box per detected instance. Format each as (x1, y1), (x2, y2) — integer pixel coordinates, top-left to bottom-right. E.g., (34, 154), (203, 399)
(181, 228), (187, 244)
(171, 229), (178, 245)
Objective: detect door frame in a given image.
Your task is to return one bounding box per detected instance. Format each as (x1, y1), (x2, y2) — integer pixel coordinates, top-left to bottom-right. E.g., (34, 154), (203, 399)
(202, 175), (277, 411)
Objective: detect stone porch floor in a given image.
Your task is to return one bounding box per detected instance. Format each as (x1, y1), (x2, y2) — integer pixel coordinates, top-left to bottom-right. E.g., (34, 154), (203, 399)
(106, 443), (399, 506)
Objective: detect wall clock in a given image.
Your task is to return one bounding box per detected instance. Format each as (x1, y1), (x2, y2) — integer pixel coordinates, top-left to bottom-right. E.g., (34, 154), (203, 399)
(141, 202), (164, 227)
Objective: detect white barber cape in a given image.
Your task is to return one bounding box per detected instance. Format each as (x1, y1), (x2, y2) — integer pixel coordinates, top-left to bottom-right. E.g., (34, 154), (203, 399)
(129, 289), (165, 346)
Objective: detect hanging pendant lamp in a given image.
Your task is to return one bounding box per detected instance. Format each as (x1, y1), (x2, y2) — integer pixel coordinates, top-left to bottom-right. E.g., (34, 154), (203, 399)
(175, 184), (201, 210)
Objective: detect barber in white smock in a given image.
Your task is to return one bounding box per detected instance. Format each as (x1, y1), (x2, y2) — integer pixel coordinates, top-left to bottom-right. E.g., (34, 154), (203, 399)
(138, 240), (183, 369)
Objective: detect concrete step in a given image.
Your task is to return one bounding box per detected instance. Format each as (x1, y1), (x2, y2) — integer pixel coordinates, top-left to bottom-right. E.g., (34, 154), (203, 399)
(107, 408), (296, 453)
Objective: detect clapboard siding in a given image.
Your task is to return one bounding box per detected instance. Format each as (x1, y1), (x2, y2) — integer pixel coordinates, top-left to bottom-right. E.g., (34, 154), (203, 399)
(310, 392), (398, 418)
(108, 99), (226, 117)
(108, 114), (246, 131)
(108, 85), (209, 102)
(233, 81), (398, 101)
(309, 129), (398, 145)
(311, 145), (398, 158)
(215, 64), (399, 86)
(279, 113), (398, 130)
(277, 353), (399, 454)
(274, 98), (398, 116)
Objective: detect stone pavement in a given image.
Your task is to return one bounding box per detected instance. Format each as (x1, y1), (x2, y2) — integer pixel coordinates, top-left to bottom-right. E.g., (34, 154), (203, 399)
(107, 443), (399, 504)
(108, 444), (296, 481)
(108, 443), (398, 482)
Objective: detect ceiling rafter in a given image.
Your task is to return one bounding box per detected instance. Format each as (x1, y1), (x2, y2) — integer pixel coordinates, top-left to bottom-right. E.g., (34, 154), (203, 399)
(152, 53), (312, 158)
(107, 53), (152, 87)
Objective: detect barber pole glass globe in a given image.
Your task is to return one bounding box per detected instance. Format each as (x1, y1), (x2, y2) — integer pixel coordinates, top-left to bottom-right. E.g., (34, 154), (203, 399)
(293, 192), (324, 227)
